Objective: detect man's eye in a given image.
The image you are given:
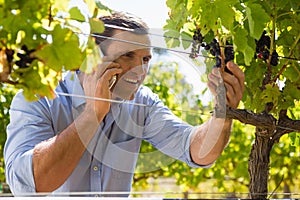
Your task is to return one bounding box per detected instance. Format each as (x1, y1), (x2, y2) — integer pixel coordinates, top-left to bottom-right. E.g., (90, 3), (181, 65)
(143, 56), (151, 63)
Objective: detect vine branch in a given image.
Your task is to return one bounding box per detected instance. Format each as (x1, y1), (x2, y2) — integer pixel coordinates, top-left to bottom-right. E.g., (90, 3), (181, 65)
(216, 106), (276, 130)
(273, 109), (300, 141)
(217, 107), (300, 139)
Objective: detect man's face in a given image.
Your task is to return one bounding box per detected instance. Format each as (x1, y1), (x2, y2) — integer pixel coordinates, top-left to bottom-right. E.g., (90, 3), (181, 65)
(104, 30), (152, 100)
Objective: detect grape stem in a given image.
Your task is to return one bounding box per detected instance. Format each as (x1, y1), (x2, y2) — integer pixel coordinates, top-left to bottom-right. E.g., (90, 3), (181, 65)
(277, 9), (300, 19)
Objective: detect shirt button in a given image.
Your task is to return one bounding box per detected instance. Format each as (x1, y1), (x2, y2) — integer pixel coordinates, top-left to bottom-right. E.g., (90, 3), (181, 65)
(93, 166), (99, 171)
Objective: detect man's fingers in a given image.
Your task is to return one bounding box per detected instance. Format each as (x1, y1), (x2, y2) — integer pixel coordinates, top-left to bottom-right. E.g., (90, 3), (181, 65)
(207, 68), (223, 96)
(96, 61), (121, 79)
(226, 62), (245, 92)
(101, 67), (122, 82)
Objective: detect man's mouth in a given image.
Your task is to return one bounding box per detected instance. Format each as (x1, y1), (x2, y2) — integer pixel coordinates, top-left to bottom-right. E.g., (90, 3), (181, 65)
(124, 77), (139, 84)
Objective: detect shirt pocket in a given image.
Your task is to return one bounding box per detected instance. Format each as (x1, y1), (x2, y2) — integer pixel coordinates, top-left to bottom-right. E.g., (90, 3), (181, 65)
(101, 138), (141, 173)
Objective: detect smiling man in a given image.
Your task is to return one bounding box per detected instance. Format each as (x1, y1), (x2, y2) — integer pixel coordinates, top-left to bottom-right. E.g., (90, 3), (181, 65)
(4, 12), (245, 196)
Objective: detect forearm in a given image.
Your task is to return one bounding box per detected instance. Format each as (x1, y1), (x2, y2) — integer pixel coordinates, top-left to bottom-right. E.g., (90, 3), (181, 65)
(190, 62), (244, 166)
(33, 109), (104, 192)
(190, 117), (232, 166)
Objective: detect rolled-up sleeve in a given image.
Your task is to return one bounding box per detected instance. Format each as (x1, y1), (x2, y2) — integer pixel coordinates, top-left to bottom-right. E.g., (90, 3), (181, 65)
(4, 92), (54, 194)
(5, 149), (35, 193)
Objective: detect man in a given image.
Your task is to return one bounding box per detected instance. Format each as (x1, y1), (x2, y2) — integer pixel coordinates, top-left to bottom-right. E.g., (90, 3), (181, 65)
(4, 12), (244, 196)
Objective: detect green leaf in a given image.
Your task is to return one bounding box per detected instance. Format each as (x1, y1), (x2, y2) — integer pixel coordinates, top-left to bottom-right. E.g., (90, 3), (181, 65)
(36, 25), (82, 71)
(261, 84), (281, 106)
(233, 27), (248, 52)
(164, 30), (180, 48)
(79, 42), (101, 73)
(203, 30), (214, 44)
(245, 3), (269, 39)
(234, 27), (256, 66)
(243, 45), (255, 66)
(284, 65), (300, 82)
(289, 132), (300, 147)
(215, 0), (236, 30)
(282, 80), (300, 100)
(89, 18), (105, 34)
(36, 45), (61, 71)
(198, 2), (218, 32)
(181, 31), (192, 49)
(69, 7), (86, 22)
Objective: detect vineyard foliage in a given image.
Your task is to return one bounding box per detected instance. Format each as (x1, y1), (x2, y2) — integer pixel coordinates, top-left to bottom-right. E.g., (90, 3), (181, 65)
(0, 0), (105, 101)
(0, 0), (299, 195)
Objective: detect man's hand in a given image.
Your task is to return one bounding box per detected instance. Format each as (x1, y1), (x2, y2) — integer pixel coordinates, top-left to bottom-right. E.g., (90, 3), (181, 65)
(208, 61), (245, 108)
(81, 56), (123, 120)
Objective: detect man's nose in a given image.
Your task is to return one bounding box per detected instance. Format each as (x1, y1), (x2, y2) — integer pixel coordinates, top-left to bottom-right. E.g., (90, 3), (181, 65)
(130, 59), (148, 75)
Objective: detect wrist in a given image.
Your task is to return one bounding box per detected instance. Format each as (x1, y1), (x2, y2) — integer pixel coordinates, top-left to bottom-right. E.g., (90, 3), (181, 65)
(82, 103), (108, 123)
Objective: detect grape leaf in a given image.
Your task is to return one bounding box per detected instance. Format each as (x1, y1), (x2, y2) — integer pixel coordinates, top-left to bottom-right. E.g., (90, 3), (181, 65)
(261, 84), (281, 106)
(245, 3), (269, 39)
(243, 44), (255, 66)
(198, 2), (218, 32)
(79, 41), (101, 73)
(233, 27), (255, 66)
(89, 18), (105, 34)
(283, 80), (300, 100)
(284, 65), (300, 82)
(36, 25), (82, 71)
(164, 28), (181, 48)
(233, 27), (248, 52)
(69, 7), (86, 22)
(215, 0), (236, 30)
(181, 31), (192, 49)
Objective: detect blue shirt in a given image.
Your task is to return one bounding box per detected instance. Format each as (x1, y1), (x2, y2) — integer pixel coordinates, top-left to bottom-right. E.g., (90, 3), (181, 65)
(4, 72), (205, 195)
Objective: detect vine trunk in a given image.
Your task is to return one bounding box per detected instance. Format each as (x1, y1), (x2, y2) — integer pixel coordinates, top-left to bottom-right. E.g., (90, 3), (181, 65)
(248, 128), (275, 199)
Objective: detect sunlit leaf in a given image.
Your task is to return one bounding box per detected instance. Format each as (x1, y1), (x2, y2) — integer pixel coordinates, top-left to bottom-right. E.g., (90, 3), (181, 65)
(89, 18), (105, 34)
(69, 7), (86, 22)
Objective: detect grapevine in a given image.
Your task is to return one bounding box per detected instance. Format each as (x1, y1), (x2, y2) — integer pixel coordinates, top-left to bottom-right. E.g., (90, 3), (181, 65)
(166, 0), (300, 198)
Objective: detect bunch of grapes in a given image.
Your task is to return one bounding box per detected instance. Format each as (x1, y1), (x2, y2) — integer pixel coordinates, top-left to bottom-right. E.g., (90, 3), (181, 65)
(190, 28), (203, 58)
(224, 42), (234, 64)
(192, 28), (204, 44)
(255, 31), (278, 66)
(205, 39), (221, 67)
(190, 28), (234, 73)
(15, 45), (36, 68)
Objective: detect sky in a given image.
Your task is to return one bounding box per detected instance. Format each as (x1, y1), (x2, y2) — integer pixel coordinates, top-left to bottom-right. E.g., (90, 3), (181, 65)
(100, 0), (169, 28)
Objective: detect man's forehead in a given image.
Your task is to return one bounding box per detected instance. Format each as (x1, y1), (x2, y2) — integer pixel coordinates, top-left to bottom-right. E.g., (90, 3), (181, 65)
(105, 30), (151, 53)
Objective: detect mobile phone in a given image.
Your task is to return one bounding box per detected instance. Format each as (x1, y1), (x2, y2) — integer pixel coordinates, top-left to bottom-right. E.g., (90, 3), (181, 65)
(98, 48), (118, 90)
(109, 74), (117, 90)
